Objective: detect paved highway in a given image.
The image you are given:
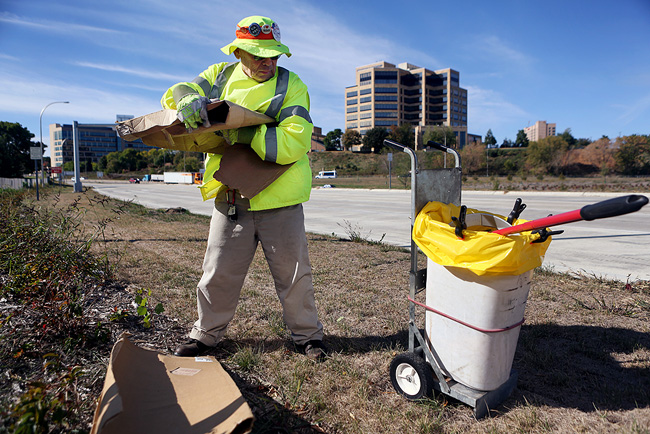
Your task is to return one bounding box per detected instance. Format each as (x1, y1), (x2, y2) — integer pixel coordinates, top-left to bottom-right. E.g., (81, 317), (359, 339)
(86, 181), (650, 282)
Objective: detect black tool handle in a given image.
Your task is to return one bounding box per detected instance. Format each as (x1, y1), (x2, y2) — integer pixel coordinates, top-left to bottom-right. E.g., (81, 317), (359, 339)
(426, 141), (447, 152)
(580, 195), (649, 221)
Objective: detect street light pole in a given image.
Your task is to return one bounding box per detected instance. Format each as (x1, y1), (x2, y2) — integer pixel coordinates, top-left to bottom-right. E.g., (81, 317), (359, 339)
(39, 101), (70, 186)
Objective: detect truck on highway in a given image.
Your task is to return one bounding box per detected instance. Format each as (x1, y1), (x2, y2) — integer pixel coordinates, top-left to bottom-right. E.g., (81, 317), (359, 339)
(163, 172), (203, 184)
(315, 170), (337, 179)
(142, 174), (164, 182)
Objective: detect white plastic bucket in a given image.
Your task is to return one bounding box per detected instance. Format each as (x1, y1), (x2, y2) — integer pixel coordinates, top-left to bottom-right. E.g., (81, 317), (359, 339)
(424, 259), (532, 391)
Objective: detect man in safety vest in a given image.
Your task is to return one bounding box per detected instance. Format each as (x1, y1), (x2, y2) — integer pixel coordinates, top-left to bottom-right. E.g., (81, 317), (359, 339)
(162, 16), (325, 361)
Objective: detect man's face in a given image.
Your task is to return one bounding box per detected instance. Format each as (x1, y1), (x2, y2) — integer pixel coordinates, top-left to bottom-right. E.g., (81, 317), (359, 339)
(235, 49), (279, 83)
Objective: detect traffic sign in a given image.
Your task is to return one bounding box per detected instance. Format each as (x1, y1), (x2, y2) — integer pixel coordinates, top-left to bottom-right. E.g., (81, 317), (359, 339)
(30, 147), (42, 160)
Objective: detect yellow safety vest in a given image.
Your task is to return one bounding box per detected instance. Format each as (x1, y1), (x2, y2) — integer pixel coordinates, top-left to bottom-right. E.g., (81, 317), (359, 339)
(161, 62), (313, 211)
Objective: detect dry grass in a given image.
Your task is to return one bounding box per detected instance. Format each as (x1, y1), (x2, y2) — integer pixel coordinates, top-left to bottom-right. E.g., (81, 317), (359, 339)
(312, 174), (650, 193)
(26, 187), (650, 433)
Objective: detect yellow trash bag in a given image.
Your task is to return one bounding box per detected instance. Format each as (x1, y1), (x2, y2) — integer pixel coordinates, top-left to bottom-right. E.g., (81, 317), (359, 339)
(413, 201), (551, 276)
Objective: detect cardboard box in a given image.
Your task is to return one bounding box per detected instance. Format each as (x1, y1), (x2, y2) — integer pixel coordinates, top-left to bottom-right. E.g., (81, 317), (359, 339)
(116, 101), (293, 199)
(115, 100), (274, 153)
(91, 334), (254, 434)
(213, 143), (291, 199)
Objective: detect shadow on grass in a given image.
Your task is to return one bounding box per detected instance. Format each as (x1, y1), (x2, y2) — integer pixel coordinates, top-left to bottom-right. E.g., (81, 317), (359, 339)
(207, 322), (648, 423)
(516, 323), (650, 412)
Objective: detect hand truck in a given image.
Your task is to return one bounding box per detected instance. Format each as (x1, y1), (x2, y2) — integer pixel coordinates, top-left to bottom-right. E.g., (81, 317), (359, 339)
(384, 139), (518, 419)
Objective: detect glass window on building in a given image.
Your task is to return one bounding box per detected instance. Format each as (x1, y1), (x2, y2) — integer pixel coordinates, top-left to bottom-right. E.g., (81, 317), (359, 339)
(360, 96), (372, 103)
(376, 95), (397, 101)
(347, 107), (358, 113)
(375, 87), (397, 93)
(360, 72), (371, 83)
(360, 104), (372, 111)
(374, 70), (398, 84)
(360, 88), (372, 95)
(347, 90), (358, 97)
(347, 98), (358, 105)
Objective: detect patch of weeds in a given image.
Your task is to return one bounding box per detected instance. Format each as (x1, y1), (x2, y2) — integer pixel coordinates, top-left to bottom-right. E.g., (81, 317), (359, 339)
(379, 243), (408, 253)
(0, 190), (110, 336)
(0, 189), (126, 432)
(512, 397), (553, 431)
(232, 344), (262, 372)
(6, 366), (86, 434)
(265, 310), (288, 338)
(533, 264), (559, 277)
(591, 295), (636, 317)
(337, 219), (386, 245)
(134, 288), (165, 328)
(413, 397), (446, 431)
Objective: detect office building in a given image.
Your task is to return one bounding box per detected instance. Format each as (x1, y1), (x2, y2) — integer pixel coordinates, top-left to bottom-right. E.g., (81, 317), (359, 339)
(50, 115), (151, 168)
(524, 121), (556, 142)
(345, 61), (469, 148)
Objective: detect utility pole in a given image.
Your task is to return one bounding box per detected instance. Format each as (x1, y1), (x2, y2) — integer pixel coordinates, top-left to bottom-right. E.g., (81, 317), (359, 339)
(39, 101), (69, 186)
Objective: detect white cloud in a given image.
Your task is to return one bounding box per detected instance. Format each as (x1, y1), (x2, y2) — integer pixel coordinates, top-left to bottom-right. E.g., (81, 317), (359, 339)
(614, 92), (650, 126)
(73, 61), (187, 82)
(470, 34), (536, 69)
(0, 72), (161, 144)
(0, 12), (123, 35)
(0, 53), (19, 61)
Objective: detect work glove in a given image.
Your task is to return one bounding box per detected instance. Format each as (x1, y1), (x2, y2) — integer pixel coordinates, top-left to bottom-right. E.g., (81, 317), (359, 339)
(177, 94), (211, 131)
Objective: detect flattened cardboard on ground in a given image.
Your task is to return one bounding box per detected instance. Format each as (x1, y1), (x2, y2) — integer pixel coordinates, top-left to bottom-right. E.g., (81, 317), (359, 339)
(91, 334), (254, 434)
(214, 143), (292, 199)
(115, 100), (273, 153)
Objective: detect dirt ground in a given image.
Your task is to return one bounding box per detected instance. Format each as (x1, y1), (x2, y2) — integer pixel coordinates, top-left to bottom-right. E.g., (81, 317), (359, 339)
(3, 187), (650, 433)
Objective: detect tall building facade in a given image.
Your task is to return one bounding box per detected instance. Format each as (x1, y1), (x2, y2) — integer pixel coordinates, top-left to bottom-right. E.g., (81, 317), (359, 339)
(524, 120), (556, 142)
(345, 61), (469, 148)
(50, 116), (151, 168)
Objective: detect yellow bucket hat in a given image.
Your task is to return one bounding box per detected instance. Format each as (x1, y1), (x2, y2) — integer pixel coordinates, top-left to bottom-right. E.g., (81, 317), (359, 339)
(221, 16), (292, 58)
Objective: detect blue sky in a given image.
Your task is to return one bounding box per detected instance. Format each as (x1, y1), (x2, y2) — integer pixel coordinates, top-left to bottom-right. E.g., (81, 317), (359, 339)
(1, 0), (649, 157)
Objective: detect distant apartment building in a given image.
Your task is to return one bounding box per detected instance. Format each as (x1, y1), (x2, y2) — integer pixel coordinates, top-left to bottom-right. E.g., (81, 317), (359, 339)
(345, 61), (469, 148)
(524, 121), (556, 142)
(311, 126), (326, 152)
(50, 115), (151, 168)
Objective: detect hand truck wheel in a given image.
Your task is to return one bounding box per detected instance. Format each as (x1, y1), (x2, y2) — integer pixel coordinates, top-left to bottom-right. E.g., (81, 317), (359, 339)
(389, 352), (433, 400)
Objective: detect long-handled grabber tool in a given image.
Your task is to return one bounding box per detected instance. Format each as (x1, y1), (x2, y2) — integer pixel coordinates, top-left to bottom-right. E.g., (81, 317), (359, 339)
(492, 194), (649, 236)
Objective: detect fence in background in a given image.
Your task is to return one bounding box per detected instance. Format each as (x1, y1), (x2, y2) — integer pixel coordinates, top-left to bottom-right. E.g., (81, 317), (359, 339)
(0, 177), (27, 190)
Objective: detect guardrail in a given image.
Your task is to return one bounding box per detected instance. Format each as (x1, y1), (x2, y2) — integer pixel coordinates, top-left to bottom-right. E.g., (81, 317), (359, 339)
(0, 177), (27, 190)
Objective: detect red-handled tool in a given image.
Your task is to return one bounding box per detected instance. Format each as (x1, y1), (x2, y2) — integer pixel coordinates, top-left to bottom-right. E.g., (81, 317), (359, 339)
(493, 194), (649, 236)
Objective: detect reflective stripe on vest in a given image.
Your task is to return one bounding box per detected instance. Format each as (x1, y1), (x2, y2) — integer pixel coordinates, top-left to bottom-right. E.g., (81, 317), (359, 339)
(262, 67), (290, 162)
(278, 105), (312, 124)
(264, 67), (289, 119)
(192, 75), (211, 96)
(209, 62), (238, 100)
(211, 64), (292, 163)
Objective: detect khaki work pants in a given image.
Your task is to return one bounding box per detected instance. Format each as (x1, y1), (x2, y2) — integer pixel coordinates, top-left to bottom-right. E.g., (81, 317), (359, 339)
(189, 193), (324, 347)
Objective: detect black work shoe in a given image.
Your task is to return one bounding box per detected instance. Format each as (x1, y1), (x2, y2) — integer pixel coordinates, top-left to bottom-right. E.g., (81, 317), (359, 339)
(296, 340), (328, 362)
(173, 339), (211, 357)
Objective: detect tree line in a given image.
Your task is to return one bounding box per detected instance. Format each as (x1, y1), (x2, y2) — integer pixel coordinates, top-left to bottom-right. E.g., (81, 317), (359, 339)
(1, 121), (649, 179)
(326, 125), (649, 177)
